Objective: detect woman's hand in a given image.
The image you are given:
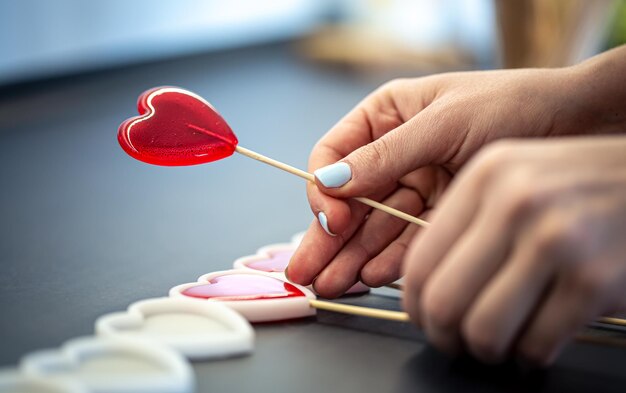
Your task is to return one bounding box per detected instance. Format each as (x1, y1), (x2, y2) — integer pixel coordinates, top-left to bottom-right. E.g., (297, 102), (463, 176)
(403, 136), (626, 365)
(287, 66), (591, 298)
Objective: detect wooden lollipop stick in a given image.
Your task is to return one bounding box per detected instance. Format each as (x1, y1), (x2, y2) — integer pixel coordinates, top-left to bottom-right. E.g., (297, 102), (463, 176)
(235, 146), (430, 228)
(310, 299), (626, 349)
(574, 334), (626, 349)
(383, 283), (626, 329)
(597, 316), (626, 328)
(309, 299), (410, 322)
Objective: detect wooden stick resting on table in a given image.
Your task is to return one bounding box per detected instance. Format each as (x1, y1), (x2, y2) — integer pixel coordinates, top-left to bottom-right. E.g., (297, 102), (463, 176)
(310, 299), (626, 349)
(384, 283), (626, 329)
(309, 299), (410, 322)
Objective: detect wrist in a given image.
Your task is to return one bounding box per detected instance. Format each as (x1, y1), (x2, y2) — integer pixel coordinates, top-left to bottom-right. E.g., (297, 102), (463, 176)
(561, 46), (626, 136)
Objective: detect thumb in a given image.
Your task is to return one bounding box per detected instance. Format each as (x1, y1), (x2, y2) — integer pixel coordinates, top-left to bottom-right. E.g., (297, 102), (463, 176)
(314, 111), (451, 198)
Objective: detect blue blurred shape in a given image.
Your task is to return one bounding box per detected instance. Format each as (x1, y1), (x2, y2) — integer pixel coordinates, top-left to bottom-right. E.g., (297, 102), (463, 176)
(0, 0), (326, 85)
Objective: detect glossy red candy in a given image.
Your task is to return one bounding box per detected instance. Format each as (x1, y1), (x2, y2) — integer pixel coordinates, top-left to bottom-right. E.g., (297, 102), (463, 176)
(118, 87), (238, 166)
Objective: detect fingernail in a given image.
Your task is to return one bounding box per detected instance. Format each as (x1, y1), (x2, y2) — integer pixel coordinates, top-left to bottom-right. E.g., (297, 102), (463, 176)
(314, 162), (352, 188)
(311, 276), (320, 294)
(317, 212), (336, 236)
(284, 265), (290, 281)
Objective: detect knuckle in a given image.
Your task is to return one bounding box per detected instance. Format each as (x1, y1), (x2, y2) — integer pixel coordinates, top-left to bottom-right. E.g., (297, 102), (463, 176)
(462, 317), (505, 362)
(457, 141), (539, 222)
(560, 213), (591, 253)
(570, 269), (606, 298)
(421, 287), (460, 331)
(502, 171), (538, 216)
(359, 271), (378, 288)
(469, 140), (515, 179)
(381, 78), (408, 93)
(360, 273), (385, 288)
(352, 241), (376, 265)
(360, 258), (400, 288)
(518, 340), (551, 366)
(312, 279), (343, 299)
(533, 212), (587, 257)
(359, 264), (390, 288)
(356, 138), (395, 185)
(481, 165), (542, 226)
(534, 223), (567, 256)
(481, 139), (517, 163)
(370, 138), (392, 164)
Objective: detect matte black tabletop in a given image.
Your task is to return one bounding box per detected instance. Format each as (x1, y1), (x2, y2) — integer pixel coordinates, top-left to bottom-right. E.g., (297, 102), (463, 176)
(1, 43), (625, 393)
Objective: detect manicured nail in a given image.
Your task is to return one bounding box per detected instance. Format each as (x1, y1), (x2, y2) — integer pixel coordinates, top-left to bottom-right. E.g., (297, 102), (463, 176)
(317, 212), (336, 236)
(314, 162), (352, 188)
(284, 265), (290, 281)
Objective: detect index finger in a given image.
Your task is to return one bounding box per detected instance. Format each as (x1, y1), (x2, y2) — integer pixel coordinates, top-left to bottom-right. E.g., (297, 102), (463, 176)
(288, 87), (408, 286)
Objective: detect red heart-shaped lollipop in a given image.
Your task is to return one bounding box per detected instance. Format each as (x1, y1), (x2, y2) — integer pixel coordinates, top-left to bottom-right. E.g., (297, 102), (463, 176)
(118, 87), (238, 166)
(118, 87), (429, 229)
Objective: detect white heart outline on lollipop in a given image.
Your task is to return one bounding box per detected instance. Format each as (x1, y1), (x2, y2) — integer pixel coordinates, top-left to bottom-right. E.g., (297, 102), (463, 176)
(170, 270), (316, 323)
(95, 297), (254, 360)
(20, 336), (194, 393)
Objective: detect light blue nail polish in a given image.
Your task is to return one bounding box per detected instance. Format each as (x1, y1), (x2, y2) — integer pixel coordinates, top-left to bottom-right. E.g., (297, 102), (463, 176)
(314, 162), (352, 188)
(317, 212), (336, 236)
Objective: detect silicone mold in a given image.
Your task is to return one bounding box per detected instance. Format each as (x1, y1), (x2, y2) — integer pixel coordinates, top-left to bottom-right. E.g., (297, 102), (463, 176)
(20, 337), (194, 393)
(234, 242), (370, 295)
(170, 270), (316, 323)
(95, 297), (254, 360)
(0, 369), (86, 393)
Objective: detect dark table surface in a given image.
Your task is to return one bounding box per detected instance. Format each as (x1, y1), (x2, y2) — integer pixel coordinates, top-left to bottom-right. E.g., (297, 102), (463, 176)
(1, 42), (625, 393)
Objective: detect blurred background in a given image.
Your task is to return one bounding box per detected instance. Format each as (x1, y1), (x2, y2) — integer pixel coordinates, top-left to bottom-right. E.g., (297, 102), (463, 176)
(1, 0), (624, 86)
(0, 0), (625, 372)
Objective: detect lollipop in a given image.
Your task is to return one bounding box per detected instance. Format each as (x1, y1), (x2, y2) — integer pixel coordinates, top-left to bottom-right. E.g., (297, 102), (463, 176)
(118, 86), (429, 227)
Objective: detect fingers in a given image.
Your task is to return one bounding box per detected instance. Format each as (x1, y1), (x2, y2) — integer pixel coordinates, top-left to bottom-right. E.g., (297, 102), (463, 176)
(306, 141), (352, 236)
(516, 257), (621, 366)
(402, 141), (625, 365)
(305, 84), (409, 235)
(360, 222), (420, 287)
(461, 193), (623, 364)
(287, 199), (372, 287)
(314, 103), (461, 199)
(402, 154), (490, 327)
(418, 203), (514, 355)
(402, 143), (520, 356)
(515, 279), (593, 366)
(294, 80), (434, 284)
(313, 187), (424, 298)
(306, 181), (351, 236)
(460, 232), (553, 363)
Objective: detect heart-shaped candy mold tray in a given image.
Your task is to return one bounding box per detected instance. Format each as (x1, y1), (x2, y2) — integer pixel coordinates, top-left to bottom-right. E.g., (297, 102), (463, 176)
(0, 369), (86, 393)
(95, 297), (254, 360)
(233, 242), (370, 295)
(20, 336), (194, 393)
(170, 270), (315, 323)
